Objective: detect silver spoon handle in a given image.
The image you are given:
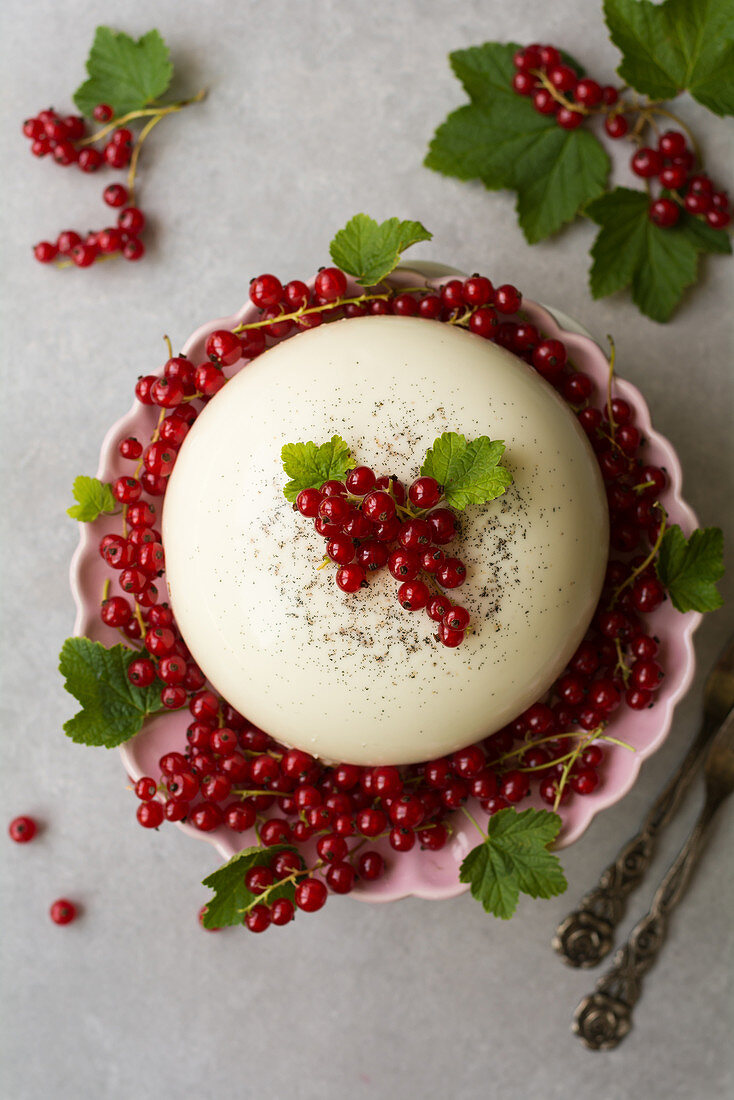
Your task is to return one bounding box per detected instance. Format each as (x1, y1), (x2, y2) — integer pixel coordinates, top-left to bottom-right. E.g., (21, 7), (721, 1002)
(553, 721), (713, 968)
(571, 797), (721, 1051)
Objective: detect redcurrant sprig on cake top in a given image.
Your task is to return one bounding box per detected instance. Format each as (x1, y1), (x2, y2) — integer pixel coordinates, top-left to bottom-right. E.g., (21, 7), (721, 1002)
(283, 433), (511, 647)
(24, 26), (204, 269)
(426, 0), (733, 322)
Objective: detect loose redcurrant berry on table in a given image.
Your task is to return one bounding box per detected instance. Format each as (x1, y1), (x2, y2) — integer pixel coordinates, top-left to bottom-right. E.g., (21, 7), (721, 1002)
(649, 198), (680, 228)
(9, 816), (37, 843)
(50, 899), (77, 925)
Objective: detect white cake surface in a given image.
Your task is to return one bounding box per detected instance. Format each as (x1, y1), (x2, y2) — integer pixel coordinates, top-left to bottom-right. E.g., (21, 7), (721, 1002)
(163, 316), (608, 765)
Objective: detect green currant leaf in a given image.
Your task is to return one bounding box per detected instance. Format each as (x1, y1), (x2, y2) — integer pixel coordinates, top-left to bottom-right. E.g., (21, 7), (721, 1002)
(67, 475), (117, 522)
(201, 845), (301, 928)
(459, 808), (567, 919)
(425, 42), (609, 243)
(59, 638), (165, 747)
(281, 435), (356, 503)
(676, 211), (733, 256)
(604, 0), (734, 116)
(656, 525), (725, 613)
(585, 187), (727, 322)
(73, 26), (173, 118)
(329, 214), (432, 286)
(420, 432), (512, 511)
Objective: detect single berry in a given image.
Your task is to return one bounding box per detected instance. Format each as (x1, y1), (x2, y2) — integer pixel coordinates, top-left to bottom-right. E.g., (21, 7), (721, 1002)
(494, 284), (522, 314)
(408, 476), (442, 510)
(295, 877), (328, 912)
(574, 78), (602, 107)
(9, 816), (37, 843)
(50, 899), (77, 925)
(557, 107), (584, 130)
(631, 147), (663, 178)
(649, 198), (680, 228)
(103, 183), (129, 208)
(604, 114), (628, 139)
(93, 103), (114, 121)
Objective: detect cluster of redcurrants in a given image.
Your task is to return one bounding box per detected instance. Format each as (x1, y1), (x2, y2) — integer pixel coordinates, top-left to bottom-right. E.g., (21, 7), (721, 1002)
(24, 103), (149, 266)
(511, 43), (619, 130)
(629, 134), (730, 230)
(511, 44), (730, 232)
(296, 471), (471, 647)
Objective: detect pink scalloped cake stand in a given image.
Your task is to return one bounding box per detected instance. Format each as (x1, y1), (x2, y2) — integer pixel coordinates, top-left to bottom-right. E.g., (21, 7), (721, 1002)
(69, 267), (701, 904)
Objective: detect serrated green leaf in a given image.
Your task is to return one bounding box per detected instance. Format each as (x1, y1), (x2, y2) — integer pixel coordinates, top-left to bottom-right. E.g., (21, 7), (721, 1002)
(73, 26), (173, 117)
(677, 211), (732, 256)
(59, 638), (165, 747)
(201, 845), (300, 928)
(67, 475), (117, 522)
(329, 214), (432, 286)
(604, 0), (734, 116)
(425, 42), (609, 242)
(459, 808), (566, 919)
(420, 432), (512, 511)
(282, 435), (356, 502)
(587, 187), (708, 322)
(656, 525), (724, 613)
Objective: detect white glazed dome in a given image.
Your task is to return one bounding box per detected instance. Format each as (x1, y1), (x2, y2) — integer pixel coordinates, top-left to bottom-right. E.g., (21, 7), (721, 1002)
(163, 316), (608, 765)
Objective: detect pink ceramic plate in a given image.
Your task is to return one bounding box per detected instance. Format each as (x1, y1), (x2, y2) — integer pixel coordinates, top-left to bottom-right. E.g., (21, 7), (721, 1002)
(69, 268), (701, 903)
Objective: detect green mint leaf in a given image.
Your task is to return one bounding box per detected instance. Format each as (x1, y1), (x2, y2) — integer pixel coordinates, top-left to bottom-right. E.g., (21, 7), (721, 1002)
(329, 214), (432, 286)
(420, 432), (512, 511)
(586, 187), (712, 322)
(201, 845), (300, 929)
(67, 475), (117, 522)
(59, 638), (165, 747)
(281, 435), (356, 503)
(604, 0), (734, 116)
(656, 525), (724, 613)
(73, 26), (173, 118)
(425, 43), (609, 242)
(460, 808), (567, 919)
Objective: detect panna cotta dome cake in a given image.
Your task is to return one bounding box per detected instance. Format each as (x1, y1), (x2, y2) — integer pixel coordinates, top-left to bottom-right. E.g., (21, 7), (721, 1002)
(163, 314), (609, 765)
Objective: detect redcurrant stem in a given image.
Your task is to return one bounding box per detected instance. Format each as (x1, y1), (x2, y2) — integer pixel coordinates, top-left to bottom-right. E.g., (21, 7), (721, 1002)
(605, 335), (617, 441)
(240, 861), (321, 916)
(77, 89), (207, 147)
(632, 479), (656, 494)
(232, 788), (293, 799)
(55, 253), (117, 271)
(644, 105), (702, 163)
(127, 113), (164, 204)
(134, 408), (166, 481)
(133, 601), (146, 638)
(102, 578), (111, 601)
(485, 728), (597, 768)
(530, 69), (587, 114)
(460, 806), (487, 839)
(611, 504), (667, 605)
(553, 731), (599, 812)
(163, 334), (173, 359)
(615, 637), (632, 686)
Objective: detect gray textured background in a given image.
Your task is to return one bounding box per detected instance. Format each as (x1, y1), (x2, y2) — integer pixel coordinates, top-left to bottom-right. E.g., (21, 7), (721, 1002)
(1, 2), (732, 1098)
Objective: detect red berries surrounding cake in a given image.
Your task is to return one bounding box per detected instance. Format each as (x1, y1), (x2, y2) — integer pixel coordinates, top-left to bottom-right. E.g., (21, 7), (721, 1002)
(70, 257), (692, 932)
